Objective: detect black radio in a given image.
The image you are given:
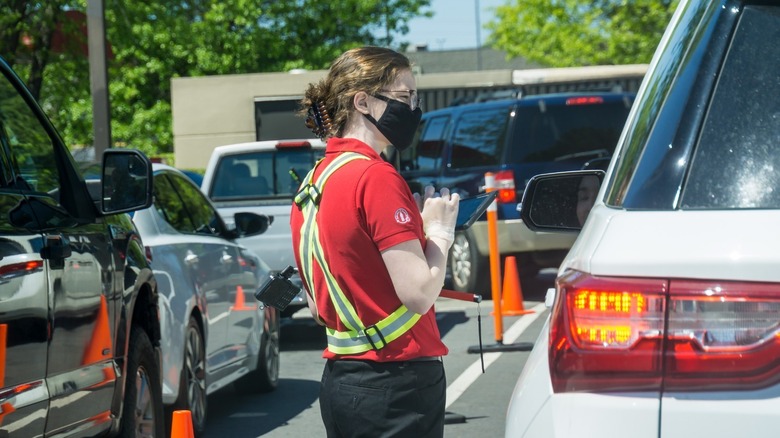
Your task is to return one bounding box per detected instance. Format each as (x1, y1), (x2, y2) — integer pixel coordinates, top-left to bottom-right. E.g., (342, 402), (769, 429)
(254, 265), (302, 311)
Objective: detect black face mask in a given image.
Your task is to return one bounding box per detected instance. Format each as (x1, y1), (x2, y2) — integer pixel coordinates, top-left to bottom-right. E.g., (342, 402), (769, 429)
(364, 94), (422, 152)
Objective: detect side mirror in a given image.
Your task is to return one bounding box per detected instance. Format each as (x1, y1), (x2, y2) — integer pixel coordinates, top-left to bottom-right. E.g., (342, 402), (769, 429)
(519, 170), (605, 232)
(101, 149), (153, 214)
(234, 212), (272, 237)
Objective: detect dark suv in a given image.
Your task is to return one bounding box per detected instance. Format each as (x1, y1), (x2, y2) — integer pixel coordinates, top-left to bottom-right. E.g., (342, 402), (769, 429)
(0, 56), (164, 436)
(398, 92), (635, 294)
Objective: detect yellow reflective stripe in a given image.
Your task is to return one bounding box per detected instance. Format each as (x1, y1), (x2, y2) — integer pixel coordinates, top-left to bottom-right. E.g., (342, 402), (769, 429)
(297, 153), (367, 328)
(312, 225), (362, 332)
(296, 166), (320, 299)
(314, 153), (361, 193)
(293, 165), (319, 206)
(309, 153), (367, 332)
(298, 203), (318, 300)
(326, 308), (422, 354)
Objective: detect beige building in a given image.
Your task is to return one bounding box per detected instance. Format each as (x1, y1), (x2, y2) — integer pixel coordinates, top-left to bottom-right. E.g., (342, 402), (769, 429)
(171, 48), (646, 170)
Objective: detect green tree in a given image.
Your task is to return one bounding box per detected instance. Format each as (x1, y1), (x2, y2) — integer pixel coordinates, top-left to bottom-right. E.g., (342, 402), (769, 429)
(0, 1), (85, 100)
(1, 0), (431, 157)
(487, 0), (678, 67)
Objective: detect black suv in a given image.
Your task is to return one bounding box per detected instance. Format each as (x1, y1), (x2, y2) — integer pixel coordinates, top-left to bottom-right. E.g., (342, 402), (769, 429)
(0, 56), (164, 436)
(398, 92), (635, 294)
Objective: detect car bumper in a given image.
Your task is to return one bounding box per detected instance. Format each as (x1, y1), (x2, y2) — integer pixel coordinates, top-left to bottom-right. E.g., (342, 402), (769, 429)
(506, 319), (660, 438)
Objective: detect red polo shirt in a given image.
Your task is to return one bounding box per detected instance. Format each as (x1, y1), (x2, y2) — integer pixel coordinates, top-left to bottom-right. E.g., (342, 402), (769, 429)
(290, 137), (448, 361)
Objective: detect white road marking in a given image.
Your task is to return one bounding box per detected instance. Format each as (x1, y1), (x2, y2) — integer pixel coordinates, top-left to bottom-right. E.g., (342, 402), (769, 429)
(445, 302), (547, 408)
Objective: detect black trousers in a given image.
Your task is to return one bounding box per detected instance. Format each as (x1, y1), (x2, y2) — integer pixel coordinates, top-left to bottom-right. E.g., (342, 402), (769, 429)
(320, 358), (446, 438)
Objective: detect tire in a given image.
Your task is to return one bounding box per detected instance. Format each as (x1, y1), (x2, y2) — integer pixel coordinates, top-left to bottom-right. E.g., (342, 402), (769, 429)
(170, 318), (207, 436)
(450, 231), (489, 297)
(118, 328), (165, 438)
(235, 307), (280, 394)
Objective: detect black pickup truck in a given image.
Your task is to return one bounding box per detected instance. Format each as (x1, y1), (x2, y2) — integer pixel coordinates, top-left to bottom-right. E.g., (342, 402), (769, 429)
(0, 55), (164, 436)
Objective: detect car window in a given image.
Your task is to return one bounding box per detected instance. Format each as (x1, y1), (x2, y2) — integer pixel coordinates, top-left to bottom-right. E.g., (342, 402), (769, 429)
(510, 99), (632, 164)
(604, 2), (713, 210)
(0, 72), (58, 194)
(167, 172), (221, 235)
(154, 173), (197, 233)
(449, 107), (509, 169)
(681, 5), (780, 209)
(400, 115), (449, 172)
(210, 148), (324, 199)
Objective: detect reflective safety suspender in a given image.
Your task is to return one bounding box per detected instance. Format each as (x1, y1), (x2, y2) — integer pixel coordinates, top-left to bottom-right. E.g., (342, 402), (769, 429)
(293, 152), (421, 355)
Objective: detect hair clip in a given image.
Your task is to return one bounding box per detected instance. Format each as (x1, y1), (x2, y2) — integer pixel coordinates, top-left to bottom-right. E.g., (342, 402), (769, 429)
(305, 101), (332, 139)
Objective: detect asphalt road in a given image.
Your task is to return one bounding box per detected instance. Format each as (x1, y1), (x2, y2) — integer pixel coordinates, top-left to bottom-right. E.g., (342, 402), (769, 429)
(202, 271), (555, 437)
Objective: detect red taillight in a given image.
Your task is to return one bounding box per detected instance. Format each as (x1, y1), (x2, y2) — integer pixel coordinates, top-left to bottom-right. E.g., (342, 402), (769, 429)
(550, 271), (666, 393)
(664, 280), (780, 391)
(493, 170), (516, 203)
(276, 141), (311, 149)
(0, 260), (44, 278)
(551, 271), (780, 393)
(565, 96), (604, 105)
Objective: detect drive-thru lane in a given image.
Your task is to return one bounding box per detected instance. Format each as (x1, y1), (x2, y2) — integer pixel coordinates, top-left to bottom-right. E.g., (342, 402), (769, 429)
(202, 269), (552, 437)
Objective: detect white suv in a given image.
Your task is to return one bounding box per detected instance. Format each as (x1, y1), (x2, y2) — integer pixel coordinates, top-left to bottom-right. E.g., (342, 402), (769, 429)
(201, 139), (326, 315)
(506, 1), (780, 437)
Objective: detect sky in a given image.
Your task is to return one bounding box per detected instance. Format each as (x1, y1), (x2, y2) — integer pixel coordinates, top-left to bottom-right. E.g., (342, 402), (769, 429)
(400, 0), (508, 51)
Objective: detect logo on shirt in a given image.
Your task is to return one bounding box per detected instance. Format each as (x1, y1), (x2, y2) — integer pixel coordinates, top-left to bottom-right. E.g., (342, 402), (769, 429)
(394, 208), (411, 225)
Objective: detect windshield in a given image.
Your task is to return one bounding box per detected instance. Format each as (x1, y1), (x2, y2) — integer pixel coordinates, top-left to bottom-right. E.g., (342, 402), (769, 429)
(209, 148), (324, 200)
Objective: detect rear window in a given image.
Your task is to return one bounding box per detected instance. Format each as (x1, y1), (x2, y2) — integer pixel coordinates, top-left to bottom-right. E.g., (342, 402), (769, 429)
(681, 6), (780, 209)
(209, 148), (324, 200)
(509, 98), (633, 164)
(449, 106), (510, 169)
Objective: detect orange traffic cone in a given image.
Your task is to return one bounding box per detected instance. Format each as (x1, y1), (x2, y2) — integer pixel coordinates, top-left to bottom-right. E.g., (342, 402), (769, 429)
(0, 402), (15, 427)
(170, 410), (195, 438)
(231, 285), (257, 311)
(501, 256), (535, 316)
(83, 295), (113, 365)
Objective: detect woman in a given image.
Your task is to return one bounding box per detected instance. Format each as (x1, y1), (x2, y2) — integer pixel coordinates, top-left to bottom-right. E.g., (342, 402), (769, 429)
(291, 46), (459, 437)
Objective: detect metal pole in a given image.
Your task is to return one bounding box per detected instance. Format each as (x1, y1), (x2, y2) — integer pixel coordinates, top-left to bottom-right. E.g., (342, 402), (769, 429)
(475, 0), (482, 70)
(87, 0), (112, 157)
(485, 172), (503, 342)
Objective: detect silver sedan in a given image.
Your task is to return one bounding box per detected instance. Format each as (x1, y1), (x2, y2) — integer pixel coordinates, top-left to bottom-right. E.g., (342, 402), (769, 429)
(132, 163), (280, 434)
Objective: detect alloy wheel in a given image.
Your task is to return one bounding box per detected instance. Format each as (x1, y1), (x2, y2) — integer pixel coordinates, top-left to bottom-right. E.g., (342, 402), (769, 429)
(184, 323), (207, 429)
(450, 233), (472, 290)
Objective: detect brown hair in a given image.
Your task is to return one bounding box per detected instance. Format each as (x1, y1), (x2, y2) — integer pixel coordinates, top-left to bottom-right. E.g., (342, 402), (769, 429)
(301, 46), (412, 139)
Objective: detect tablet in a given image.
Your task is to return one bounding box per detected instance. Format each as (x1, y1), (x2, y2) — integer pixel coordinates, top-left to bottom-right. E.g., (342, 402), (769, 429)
(455, 191), (498, 231)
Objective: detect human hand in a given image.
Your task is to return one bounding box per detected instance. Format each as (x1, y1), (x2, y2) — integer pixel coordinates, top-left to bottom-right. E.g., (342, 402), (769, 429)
(420, 186), (460, 246)
(412, 186), (429, 212)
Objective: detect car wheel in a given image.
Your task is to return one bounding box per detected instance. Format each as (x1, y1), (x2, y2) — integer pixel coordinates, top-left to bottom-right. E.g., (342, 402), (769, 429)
(450, 231), (489, 297)
(236, 307), (280, 394)
(171, 318), (207, 436)
(118, 328), (165, 438)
